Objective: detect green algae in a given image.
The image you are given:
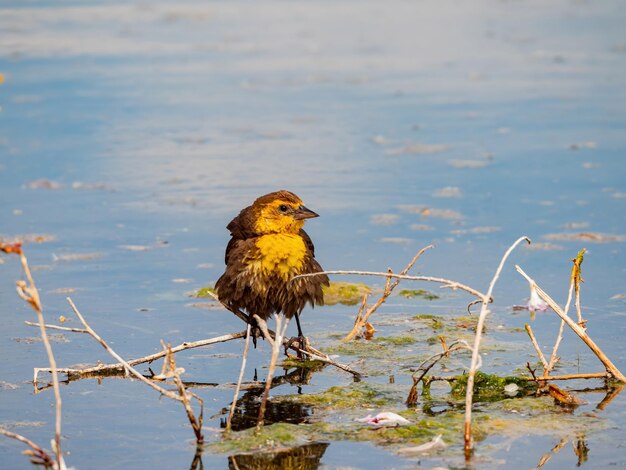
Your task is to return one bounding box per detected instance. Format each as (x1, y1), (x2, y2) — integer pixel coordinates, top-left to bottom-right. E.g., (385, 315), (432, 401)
(280, 358), (326, 370)
(413, 314), (445, 330)
(322, 282), (371, 305)
(193, 285), (216, 298)
(372, 335), (417, 346)
(325, 335), (418, 359)
(450, 371), (537, 402)
(399, 289), (440, 300)
(288, 382), (398, 410)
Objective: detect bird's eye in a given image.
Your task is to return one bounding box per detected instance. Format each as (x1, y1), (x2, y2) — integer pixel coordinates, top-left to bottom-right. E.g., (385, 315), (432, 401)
(278, 204), (289, 212)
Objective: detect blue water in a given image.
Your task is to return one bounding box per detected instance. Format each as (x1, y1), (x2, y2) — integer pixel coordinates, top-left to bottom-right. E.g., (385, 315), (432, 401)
(1, 1), (625, 468)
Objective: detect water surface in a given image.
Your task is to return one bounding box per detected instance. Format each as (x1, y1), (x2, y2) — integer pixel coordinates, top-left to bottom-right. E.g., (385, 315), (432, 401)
(1, 1), (625, 468)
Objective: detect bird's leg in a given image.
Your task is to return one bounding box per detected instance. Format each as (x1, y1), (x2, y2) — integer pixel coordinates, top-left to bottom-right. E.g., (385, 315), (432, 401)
(294, 311), (304, 338)
(286, 312), (309, 359)
(256, 314), (290, 431)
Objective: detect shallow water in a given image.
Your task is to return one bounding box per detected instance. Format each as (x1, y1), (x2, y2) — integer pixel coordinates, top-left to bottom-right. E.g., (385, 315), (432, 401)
(1, 1), (626, 468)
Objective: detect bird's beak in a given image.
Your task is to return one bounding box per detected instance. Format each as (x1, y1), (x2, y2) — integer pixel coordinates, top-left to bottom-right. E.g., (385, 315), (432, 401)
(293, 205), (319, 220)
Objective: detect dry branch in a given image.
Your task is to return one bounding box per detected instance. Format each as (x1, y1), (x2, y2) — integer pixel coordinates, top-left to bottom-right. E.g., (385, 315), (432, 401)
(33, 330), (247, 381)
(407, 339), (473, 406)
(515, 266), (626, 383)
(342, 246), (433, 340)
(225, 324), (252, 434)
(293, 270), (487, 301)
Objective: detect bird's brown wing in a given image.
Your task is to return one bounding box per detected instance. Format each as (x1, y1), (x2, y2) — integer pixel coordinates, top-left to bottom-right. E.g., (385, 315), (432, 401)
(216, 237), (272, 317)
(299, 229), (316, 257)
(298, 229), (329, 307)
(223, 205), (258, 264)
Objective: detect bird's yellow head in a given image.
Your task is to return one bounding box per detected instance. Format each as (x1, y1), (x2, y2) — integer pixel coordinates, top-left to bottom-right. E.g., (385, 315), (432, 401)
(252, 190), (319, 235)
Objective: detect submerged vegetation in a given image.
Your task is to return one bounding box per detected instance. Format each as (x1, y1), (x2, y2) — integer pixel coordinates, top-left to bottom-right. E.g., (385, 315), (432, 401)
(322, 282), (372, 305)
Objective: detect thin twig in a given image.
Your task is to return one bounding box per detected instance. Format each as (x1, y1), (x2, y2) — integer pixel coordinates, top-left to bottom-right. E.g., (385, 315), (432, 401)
(425, 371), (612, 383)
(547, 249), (587, 374)
(525, 324), (549, 372)
(293, 270), (486, 301)
(253, 314), (275, 346)
(24, 321), (89, 334)
(572, 249), (586, 328)
(464, 236), (531, 459)
(547, 282), (573, 373)
(407, 339), (473, 405)
(2, 243), (64, 470)
(343, 267), (394, 341)
(287, 340), (362, 378)
(225, 323), (252, 434)
(515, 267), (626, 383)
(0, 429), (55, 468)
(168, 345), (204, 445)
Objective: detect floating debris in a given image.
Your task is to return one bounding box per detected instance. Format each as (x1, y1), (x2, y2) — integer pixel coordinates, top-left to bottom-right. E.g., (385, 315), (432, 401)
(71, 181), (113, 191)
(52, 252), (103, 262)
(399, 205), (463, 220)
(409, 224), (434, 231)
(433, 186), (462, 198)
(569, 141), (597, 151)
(451, 226), (500, 235)
(371, 135), (389, 145)
(504, 383), (520, 397)
(397, 434), (446, 454)
(370, 214), (399, 226)
(527, 284), (549, 312)
(380, 237), (413, 244)
(448, 159), (489, 169)
(24, 179), (63, 190)
(386, 143), (448, 156)
(548, 384), (586, 406)
(0, 234), (56, 244)
(356, 412), (410, 427)
(544, 232), (626, 243)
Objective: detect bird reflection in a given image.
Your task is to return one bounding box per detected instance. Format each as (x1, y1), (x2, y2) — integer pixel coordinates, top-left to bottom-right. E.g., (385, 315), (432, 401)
(228, 442), (329, 470)
(220, 364), (323, 432)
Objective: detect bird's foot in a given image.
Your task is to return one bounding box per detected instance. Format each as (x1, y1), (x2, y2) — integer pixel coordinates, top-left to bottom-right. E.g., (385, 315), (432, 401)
(284, 335), (311, 360)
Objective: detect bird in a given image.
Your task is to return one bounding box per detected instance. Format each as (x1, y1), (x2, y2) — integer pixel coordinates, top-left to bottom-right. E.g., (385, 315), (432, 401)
(215, 189), (329, 347)
(215, 190), (329, 428)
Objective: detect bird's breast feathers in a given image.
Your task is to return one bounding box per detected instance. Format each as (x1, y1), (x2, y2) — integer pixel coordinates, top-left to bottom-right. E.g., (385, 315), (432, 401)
(247, 233), (307, 279)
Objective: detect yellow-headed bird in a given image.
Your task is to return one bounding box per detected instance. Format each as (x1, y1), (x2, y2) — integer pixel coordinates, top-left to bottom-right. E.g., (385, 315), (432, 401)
(215, 190), (329, 342)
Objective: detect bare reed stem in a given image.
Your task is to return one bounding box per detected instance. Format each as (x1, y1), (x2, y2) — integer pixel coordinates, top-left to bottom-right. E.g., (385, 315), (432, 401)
(547, 282), (574, 374)
(525, 324), (549, 372)
(1, 243), (65, 470)
(168, 345), (204, 445)
(464, 236), (531, 458)
(225, 323), (252, 434)
(256, 315), (290, 431)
